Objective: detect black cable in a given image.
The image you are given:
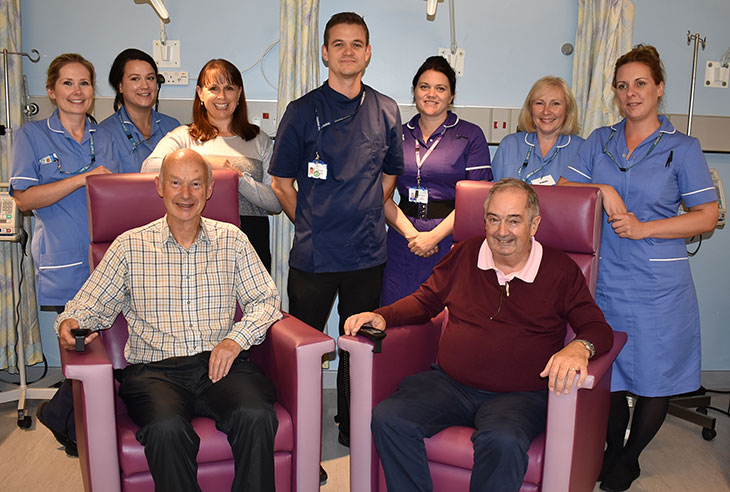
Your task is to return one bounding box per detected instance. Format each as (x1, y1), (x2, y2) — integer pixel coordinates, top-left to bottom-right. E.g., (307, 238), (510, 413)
(687, 235), (702, 256)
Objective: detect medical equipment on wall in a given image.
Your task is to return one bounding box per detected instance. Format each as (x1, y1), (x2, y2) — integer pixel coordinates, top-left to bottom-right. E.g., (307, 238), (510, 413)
(423, 0), (465, 76)
(0, 47), (62, 428)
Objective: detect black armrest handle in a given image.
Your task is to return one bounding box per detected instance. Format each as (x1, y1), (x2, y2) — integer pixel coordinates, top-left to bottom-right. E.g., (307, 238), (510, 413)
(357, 326), (386, 353)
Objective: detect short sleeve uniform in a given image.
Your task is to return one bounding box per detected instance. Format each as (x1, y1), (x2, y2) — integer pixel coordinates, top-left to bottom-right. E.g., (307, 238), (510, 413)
(563, 116), (716, 396)
(9, 111), (118, 305)
(381, 112), (492, 305)
(98, 106), (179, 173)
(491, 132), (583, 185)
(269, 82), (404, 273)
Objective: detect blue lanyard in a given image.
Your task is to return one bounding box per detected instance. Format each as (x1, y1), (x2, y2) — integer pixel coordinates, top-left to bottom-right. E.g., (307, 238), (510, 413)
(313, 88), (366, 160)
(517, 136), (562, 182)
(117, 109), (149, 154)
(603, 128), (663, 172)
(56, 131), (95, 175)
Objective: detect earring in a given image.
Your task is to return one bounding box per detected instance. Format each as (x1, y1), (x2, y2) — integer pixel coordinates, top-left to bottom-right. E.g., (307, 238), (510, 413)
(201, 101), (205, 108)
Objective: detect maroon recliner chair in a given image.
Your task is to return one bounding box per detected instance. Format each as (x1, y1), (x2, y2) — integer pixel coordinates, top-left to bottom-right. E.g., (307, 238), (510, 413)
(59, 170), (335, 492)
(340, 180), (627, 492)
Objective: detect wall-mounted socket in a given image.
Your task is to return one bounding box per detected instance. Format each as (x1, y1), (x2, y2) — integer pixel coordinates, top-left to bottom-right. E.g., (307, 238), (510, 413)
(161, 71), (189, 85)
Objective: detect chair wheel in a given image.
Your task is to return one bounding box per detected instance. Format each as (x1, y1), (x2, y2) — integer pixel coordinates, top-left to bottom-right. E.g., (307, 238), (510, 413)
(702, 427), (717, 441)
(696, 407), (708, 415)
(17, 416), (32, 428)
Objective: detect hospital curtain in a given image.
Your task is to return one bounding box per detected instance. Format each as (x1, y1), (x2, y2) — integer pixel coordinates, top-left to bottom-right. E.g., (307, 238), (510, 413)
(0, 0), (43, 372)
(272, 0), (320, 310)
(572, 0), (634, 137)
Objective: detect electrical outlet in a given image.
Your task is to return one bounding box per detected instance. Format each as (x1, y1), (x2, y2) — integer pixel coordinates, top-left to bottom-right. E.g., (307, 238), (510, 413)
(161, 71), (189, 85)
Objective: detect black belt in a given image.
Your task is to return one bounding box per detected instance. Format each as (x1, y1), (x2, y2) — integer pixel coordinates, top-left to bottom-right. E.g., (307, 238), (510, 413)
(398, 196), (455, 219)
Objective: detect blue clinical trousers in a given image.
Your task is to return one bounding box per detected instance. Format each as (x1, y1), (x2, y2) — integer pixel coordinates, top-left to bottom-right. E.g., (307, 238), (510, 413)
(372, 366), (547, 492)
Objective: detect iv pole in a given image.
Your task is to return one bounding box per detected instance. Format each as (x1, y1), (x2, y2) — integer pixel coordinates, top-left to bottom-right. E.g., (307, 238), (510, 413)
(686, 32), (706, 136)
(0, 47), (62, 429)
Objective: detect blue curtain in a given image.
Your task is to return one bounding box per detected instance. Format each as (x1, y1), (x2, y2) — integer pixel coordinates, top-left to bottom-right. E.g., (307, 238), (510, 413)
(0, 0), (43, 372)
(572, 0), (634, 137)
(272, 0), (320, 311)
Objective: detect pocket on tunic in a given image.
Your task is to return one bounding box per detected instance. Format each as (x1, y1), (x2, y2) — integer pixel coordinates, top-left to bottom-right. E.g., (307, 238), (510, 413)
(38, 250), (87, 302)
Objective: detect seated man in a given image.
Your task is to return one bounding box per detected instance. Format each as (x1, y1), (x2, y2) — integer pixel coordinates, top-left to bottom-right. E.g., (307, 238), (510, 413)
(55, 149), (282, 492)
(345, 177), (614, 492)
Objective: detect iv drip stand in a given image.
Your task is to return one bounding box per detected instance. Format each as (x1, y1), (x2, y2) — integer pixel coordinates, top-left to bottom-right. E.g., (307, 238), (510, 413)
(686, 32), (706, 136)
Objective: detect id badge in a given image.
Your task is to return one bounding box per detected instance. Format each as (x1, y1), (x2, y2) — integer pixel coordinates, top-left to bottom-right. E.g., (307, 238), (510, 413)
(531, 174), (556, 186)
(307, 159), (328, 180)
(39, 153), (59, 166)
(408, 186), (429, 204)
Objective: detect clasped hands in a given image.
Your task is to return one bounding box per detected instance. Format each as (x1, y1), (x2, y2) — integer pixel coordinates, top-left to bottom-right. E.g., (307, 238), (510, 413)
(406, 230), (439, 257)
(602, 187), (647, 239)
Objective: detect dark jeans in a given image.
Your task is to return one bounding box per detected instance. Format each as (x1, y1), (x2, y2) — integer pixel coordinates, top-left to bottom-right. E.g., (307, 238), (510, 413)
(287, 263), (385, 435)
(240, 215), (271, 273)
(372, 367), (548, 492)
(118, 352), (278, 492)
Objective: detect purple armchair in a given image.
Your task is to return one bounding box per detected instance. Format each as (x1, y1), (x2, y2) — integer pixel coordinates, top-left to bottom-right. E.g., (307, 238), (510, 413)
(59, 170), (335, 492)
(340, 180), (627, 492)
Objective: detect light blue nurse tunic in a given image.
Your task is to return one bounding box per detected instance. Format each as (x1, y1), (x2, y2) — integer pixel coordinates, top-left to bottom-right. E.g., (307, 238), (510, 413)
(563, 116), (717, 396)
(97, 105), (179, 173)
(492, 131), (583, 185)
(9, 110), (118, 306)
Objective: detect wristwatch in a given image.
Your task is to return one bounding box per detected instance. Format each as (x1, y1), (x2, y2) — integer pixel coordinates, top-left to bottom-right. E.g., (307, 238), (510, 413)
(574, 339), (596, 359)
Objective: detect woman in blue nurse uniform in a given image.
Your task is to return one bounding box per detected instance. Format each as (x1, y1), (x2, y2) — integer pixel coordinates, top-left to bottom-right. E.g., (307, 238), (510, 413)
(98, 49), (179, 173)
(491, 76), (582, 185)
(381, 56), (491, 305)
(10, 53), (117, 457)
(559, 45), (718, 492)
(10, 53), (117, 308)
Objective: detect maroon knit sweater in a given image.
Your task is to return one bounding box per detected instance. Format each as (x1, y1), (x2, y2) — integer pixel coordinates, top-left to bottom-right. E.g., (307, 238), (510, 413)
(375, 237), (614, 392)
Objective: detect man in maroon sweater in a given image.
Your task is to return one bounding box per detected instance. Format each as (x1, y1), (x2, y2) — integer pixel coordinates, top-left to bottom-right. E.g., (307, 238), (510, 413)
(345, 178), (613, 492)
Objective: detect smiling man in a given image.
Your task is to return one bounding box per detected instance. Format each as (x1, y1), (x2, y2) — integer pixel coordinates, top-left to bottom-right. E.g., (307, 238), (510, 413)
(269, 12), (404, 477)
(55, 149), (282, 492)
(345, 178), (614, 492)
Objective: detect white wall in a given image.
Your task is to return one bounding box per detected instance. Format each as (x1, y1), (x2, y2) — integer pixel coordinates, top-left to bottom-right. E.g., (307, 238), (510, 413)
(18, 0), (730, 369)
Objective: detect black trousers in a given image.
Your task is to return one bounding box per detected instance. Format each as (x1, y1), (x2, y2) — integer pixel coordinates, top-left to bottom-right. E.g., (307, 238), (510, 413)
(287, 264), (385, 435)
(240, 215), (271, 273)
(118, 352), (278, 492)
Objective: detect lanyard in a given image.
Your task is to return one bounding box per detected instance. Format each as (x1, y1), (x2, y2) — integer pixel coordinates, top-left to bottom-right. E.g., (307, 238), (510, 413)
(517, 136), (562, 182)
(603, 128), (663, 172)
(313, 88), (366, 160)
(117, 109), (149, 154)
(56, 131), (95, 175)
(414, 135), (443, 188)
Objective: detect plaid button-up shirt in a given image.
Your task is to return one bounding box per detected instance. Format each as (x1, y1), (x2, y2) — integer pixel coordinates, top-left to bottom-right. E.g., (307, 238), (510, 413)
(56, 217), (282, 364)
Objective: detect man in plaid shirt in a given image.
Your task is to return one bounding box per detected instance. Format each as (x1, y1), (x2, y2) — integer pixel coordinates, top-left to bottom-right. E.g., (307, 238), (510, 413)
(55, 149), (282, 492)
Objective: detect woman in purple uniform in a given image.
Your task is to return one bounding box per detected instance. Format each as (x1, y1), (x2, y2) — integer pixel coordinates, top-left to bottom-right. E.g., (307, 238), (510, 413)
(382, 56), (492, 305)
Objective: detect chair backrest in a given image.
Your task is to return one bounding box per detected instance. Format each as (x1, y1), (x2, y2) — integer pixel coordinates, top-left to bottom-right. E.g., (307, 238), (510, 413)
(86, 170), (240, 368)
(454, 181), (603, 296)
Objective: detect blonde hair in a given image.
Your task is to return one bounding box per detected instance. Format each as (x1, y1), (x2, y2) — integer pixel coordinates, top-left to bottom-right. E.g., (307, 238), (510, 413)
(517, 76), (579, 135)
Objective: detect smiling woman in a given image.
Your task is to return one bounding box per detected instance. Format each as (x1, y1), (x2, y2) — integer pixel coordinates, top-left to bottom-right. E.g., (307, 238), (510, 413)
(142, 58), (282, 271)
(559, 44), (719, 492)
(381, 55), (492, 305)
(491, 76), (582, 184)
(9, 53), (118, 307)
(97, 48), (180, 173)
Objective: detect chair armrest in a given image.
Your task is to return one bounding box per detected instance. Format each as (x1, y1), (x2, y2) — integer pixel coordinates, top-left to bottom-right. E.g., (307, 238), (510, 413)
(340, 313), (443, 492)
(60, 336), (121, 492)
(542, 331), (627, 492)
(248, 313), (335, 492)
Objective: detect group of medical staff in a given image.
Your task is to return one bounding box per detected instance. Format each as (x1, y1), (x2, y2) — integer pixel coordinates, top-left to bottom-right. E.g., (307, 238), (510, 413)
(9, 42), (719, 492)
